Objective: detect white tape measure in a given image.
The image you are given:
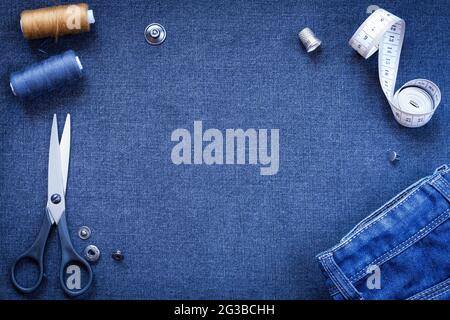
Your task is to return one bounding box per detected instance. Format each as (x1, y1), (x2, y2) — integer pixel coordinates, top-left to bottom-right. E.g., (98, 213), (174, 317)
(349, 9), (441, 128)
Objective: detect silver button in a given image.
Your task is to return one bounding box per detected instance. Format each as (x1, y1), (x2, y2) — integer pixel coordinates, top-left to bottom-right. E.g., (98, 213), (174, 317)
(78, 226), (91, 240)
(84, 245), (100, 262)
(112, 250), (124, 261)
(145, 23), (166, 45)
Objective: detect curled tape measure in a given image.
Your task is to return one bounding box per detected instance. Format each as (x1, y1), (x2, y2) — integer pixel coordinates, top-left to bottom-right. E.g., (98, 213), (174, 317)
(349, 9), (441, 128)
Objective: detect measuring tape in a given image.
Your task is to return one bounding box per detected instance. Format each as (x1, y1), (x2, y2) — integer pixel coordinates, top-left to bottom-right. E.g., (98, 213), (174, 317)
(349, 8), (441, 128)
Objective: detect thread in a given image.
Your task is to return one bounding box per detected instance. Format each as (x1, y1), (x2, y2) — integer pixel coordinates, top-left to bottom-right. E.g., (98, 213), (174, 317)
(20, 3), (95, 40)
(10, 50), (83, 98)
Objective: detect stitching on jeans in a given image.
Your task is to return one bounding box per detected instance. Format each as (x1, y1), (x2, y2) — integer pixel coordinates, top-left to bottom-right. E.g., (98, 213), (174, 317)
(321, 254), (353, 300)
(410, 278), (450, 300)
(429, 287), (450, 300)
(351, 209), (450, 282)
(430, 176), (440, 184)
(332, 184), (424, 252)
(341, 179), (424, 243)
(318, 254), (339, 296)
(350, 208), (450, 282)
(334, 179), (429, 249)
(333, 172), (450, 252)
(325, 258), (350, 299)
(335, 169), (450, 251)
(321, 255), (345, 297)
(317, 251), (332, 261)
(442, 177), (450, 188)
(323, 257), (349, 299)
(437, 178), (450, 199)
(431, 176), (450, 199)
(424, 283), (450, 300)
(407, 278), (450, 300)
(326, 255), (361, 300)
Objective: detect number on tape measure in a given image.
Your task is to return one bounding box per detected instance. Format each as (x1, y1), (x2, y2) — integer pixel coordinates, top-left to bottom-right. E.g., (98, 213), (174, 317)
(349, 9), (441, 128)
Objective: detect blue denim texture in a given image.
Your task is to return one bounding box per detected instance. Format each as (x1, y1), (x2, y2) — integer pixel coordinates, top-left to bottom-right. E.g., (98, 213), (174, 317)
(0, 0), (449, 299)
(317, 165), (450, 300)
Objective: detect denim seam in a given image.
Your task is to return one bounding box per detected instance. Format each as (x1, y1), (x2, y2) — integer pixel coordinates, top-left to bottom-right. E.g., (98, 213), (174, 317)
(416, 279), (450, 300)
(407, 278), (450, 300)
(319, 253), (348, 299)
(320, 253), (361, 300)
(322, 255), (351, 299)
(328, 256), (363, 300)
(317, 252), (340, 297)
(442, 177), (450, 191)
(425, 283), (450, 300)
(333, 172), (450, 252)
(429, 287), (450, 300)
(433, 177), (450, 199)
(332, 184), (424, 252)
(349, 208), (450, 282)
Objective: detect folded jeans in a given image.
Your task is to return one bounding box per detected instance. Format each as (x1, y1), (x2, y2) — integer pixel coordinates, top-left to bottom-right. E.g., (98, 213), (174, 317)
(317, 164), (450, 300)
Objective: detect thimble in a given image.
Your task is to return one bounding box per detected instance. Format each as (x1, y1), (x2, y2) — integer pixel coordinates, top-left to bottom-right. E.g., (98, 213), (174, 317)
(298, 27), (321, 53)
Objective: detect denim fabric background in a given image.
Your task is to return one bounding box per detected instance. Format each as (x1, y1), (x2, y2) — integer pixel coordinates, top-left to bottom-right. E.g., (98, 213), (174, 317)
(0, 0), (448, 299)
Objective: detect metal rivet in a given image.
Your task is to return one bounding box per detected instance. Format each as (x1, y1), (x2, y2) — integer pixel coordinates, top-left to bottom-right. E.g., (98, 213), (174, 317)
(151, 29), (160, 38)
(112, 250), (124, 261)
(145, 23), (166, 45)
(50, 193), (61, 204)
(78, 226), (91, 240)
(84, 245), (100, 262)
(298, 27), (321, 53)
(388, 150), (400, 163)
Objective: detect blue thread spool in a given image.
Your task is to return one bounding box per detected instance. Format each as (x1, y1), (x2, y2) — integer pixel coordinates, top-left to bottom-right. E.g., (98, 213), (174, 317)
(10, 50), (83, 98)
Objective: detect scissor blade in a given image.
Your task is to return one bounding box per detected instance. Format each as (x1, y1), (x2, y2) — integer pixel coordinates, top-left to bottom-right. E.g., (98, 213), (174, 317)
(47, 114), (66, 224)
(60, 114), (71, 195)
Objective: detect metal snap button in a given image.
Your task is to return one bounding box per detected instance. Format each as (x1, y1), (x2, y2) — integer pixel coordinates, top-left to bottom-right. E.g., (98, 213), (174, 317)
(145, 23), (166, 45)
(78, 226), (91, 240)
(84, 245), (100, 262)
(388, 150), (400, 163)
(112, 250), (124, 261)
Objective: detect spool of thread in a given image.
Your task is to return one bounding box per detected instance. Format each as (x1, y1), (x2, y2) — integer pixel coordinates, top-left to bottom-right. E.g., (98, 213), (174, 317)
(10, 50), (83, 98)
(20, 3), (95, 40)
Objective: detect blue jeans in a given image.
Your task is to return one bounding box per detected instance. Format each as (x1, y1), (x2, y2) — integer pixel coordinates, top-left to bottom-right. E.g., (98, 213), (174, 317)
(317, 165), (450, 300)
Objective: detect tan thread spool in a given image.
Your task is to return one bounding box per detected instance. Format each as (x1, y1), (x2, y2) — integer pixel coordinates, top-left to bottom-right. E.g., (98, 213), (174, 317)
(20, 3), (94, 40)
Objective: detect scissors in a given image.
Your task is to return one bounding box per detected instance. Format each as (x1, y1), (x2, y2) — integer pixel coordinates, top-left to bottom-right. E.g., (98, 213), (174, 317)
(11, 114), (93, 296)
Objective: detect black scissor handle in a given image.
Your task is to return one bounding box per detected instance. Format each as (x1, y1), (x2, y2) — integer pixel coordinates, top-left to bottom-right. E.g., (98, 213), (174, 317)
(57, 214), (93, 297)
(11, 213), (53, 293)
